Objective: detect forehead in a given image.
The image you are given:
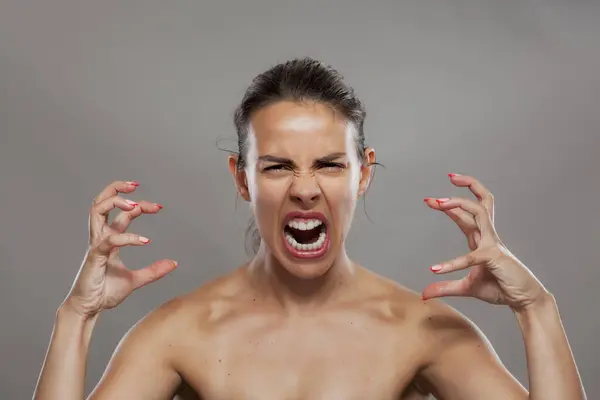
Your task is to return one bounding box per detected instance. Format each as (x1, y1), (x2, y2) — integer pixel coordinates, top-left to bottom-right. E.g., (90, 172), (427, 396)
(249, 101), (351, 155)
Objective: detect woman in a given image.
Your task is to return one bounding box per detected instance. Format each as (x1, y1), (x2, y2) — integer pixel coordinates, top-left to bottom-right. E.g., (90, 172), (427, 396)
(33, 58), (586, 399)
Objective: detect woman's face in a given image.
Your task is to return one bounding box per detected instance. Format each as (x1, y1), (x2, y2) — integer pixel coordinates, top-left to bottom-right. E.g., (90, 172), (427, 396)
(230, 100), (374, 279)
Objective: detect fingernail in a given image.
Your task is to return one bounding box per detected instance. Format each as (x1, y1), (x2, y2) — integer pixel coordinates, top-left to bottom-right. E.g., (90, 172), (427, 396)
(139, 236), (150, 244)
(125, 199), (138, 206)
(172, 261), (178, 267)
(423, 197), (432, 202)
(448, 173), (461, 178)
(127, 181), (140, 187)
(430, 264), (442, 272)
(436, 198), (450, 204)
(154, 203), (164, 209)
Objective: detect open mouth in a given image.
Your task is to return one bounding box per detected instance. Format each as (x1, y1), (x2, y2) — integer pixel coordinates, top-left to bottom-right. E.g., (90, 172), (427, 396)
(283, 216), (329, 259)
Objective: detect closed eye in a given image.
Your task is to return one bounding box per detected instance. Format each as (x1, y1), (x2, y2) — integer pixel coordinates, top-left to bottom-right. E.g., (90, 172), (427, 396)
(263, 164), (291, 172)
(262, 162), (345, 173)
(317, 162), (345, 171)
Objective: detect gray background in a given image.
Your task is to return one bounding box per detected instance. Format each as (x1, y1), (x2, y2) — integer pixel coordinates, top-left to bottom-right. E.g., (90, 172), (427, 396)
(1, 0), (598, 398)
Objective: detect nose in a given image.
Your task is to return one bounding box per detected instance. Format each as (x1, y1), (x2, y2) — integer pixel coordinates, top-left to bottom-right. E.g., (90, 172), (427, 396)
(289, 174), (321, 208)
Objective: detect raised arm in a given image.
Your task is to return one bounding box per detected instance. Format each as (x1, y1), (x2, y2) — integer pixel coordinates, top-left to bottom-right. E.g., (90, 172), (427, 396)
(35, 300), (182, 400)
(33, 180), (179, 400)
(87, 300), (183, 399)
(417, 296), (585, 400)
(419, 173), (586, 399)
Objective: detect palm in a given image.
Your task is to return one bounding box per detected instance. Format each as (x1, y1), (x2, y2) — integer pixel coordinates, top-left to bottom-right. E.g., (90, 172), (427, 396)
(101, 251), (138, 308)
(464, 231), (504, 304)
(65, 180), (176, 317)
(423, 174), (546, 311)
(464, 266), (504, 304)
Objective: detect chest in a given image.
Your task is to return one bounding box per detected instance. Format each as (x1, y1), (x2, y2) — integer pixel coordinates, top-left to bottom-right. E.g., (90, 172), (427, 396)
(178, 320), (425, 400)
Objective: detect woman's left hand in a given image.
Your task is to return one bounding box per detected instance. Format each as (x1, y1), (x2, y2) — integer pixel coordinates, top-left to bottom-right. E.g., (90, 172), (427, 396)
(422, 173), (550, 312)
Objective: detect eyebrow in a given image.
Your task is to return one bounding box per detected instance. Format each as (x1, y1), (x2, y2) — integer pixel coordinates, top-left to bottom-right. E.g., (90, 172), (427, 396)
(258, 152), (347, 166)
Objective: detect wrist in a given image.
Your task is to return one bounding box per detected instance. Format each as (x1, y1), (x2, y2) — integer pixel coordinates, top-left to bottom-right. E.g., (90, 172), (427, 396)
(57, 299), (100, 327)
(513, 291), (557, 329)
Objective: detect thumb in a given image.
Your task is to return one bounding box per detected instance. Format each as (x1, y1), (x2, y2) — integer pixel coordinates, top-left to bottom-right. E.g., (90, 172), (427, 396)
(421, 277), (471, 300)
(131, 259), (178, 290)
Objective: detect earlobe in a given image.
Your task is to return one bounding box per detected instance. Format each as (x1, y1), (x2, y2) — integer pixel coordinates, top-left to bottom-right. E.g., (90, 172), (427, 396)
(239, 174), (251, 202)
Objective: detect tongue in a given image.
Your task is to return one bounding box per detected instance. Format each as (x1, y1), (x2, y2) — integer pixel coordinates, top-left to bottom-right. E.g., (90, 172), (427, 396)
(289, 227), (320, 244)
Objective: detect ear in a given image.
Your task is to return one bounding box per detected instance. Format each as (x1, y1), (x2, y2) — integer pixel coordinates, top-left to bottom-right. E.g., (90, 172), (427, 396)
(357, 147), (376, 197)
(228, 155), (251, 202)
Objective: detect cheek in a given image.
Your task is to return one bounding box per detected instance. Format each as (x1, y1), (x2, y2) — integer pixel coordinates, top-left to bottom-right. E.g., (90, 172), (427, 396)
(319, 172), (359, 211)
(253, 177), (288, 202)
(250, 178), (288, 225)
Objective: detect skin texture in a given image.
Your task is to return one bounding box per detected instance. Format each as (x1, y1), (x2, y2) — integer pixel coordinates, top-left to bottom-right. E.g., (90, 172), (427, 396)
(33, 101), (586, 400)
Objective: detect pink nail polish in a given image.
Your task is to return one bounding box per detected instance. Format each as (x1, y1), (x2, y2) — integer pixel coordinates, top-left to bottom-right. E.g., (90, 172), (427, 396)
(155, 203), (164, 209)
(430, 265), (442, 272)
(127, 181), (140, 187)
(436, 198), (450, 204)
(139, 236), (150, 244)
(125, 199), (138, 207)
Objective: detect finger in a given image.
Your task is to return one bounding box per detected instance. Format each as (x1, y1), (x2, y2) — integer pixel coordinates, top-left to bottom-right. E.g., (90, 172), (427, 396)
(430, 248), (488, 274)
(434, 197), (497, 241)
(422, 278), (471, 300)
(93, 196), (139, 216)
(110, 201), (163, 233)
(424, 198), (477, 235)
(90, 196), (139, 236)
(93, 180), (140, 206)
(94, 233), (150, 255)
(448, 174), (494, 220)
(131, 259), (178, 290)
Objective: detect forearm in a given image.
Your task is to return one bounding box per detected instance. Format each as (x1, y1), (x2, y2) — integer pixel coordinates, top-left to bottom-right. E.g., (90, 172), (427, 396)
(33, 304), (99, 400)
(515, 293), (586, 400)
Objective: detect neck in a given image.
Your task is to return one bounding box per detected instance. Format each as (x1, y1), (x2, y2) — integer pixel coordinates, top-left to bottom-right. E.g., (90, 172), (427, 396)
(247, 244), (358, 312)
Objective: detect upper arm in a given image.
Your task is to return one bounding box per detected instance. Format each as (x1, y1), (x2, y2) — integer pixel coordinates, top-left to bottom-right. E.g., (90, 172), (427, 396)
(417, 302), (529, 400)
(87, 301), (184, 400)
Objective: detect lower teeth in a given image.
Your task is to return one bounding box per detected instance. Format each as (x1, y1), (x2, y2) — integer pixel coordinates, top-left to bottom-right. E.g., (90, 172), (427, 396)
(285, 231), (326, 251)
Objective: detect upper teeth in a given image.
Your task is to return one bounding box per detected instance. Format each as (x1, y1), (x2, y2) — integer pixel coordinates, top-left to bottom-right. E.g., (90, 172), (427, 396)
(287, 219), (323, 230)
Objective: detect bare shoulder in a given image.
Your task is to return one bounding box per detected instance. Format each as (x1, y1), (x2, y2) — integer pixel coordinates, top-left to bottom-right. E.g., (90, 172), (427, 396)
(362, 268), (485, 332)
(358, 269), (518, 396)
(88, 271), (246, 399)
(143, 266), (251, 333)
(111, 267), (247, 364)
(356, 267), (431, 322)
(357, 267), (492, 357)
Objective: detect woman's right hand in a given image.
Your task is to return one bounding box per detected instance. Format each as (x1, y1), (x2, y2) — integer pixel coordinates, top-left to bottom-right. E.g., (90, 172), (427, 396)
(62, 180), (178, 318)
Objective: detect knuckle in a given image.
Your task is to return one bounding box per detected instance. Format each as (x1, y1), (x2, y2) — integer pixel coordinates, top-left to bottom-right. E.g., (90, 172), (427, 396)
(486, 244), (504, 262)
(479, 203), (489, 216)
(465, 253), (476, 265)
(137, 200), (152, 209)
(104, 234), (117, 246)
(122, 211), (135, 221)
